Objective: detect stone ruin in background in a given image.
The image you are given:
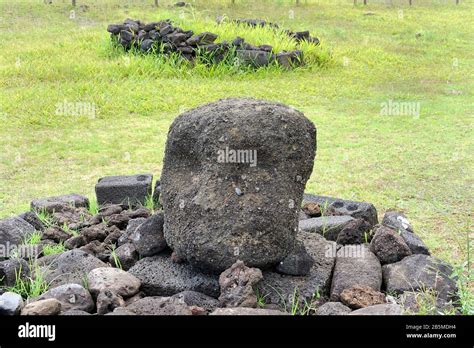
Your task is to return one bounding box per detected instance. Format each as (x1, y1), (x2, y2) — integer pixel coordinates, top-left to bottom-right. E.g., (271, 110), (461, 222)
(107, 18), (320, 68)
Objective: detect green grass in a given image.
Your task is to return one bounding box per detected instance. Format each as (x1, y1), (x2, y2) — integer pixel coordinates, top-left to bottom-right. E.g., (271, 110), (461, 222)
(7, 262), (49, 299)
(62, 223), (79, 237)
(42, 242), (67, 256)
(0, 0), (472, 285)
(285, 288), (320, 315)
(87, 198), (99, 215)
(34, 209), (55, 229)
(255, 288), (268, 308)
(24, 231), (42, 245)
(141, 193), (158, 211)
(452, 261), (474, 315)
(109, 245), (122, 269)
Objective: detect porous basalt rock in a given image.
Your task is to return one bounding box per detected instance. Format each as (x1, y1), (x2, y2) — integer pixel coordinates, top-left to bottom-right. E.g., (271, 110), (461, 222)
(161, 98), (316, 273)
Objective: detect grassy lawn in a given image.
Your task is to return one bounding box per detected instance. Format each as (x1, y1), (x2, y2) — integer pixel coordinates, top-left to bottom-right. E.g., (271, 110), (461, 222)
(0, 0), (472, 270)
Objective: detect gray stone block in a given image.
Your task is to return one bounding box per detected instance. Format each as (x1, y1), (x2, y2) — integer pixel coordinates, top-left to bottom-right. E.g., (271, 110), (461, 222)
(95, 174), (153, 207)
(298, 216), (355, 241)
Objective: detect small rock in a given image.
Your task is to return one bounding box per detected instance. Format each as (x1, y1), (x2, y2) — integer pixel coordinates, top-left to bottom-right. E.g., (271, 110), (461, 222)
(159, 25), (174, 37)
(143, 21), (162, 32)
(0, 216), (35, 250)
(340, 285), (386, 309)
(140, 39), (155, 52)
(166, 32), (188, 46)
(299, 216), (355, 241)
(98, 204), (123, 217)
(276, 50), (303, 68)
(124, 208), (151, 219)
(382, 254), (457, 301)
(236, 50), (271, 67)
(130, 212), (167, 257)
(31, 194), (89, 214)
(107, 24), (125, 35)
(105, 213), (129, 230)
(96, 289), (125, 315)
(80, 240), (107, 260)
(18, 211), (45, 231)
(370, 225), (412, 264)
(107, 307), (136, 315)
(258, 232), (336, 306)
(103, 228), (122, 245)
(330, 245), (382, 301)
(302, 194), (339, 206)
(123, 19), (140, 33)
(231, 37), (245, 47)
(349, 304), (403, 315)
(186, 32), (218, 46)
(275, 241), (314, 276)
(118, 217), (146, 246)
(81, 223), (107, 243)
(258, 44), (273, 52)
(171, 291), (219, 312)
(87, 267), (141, 298)
(218, 260), (263, 308)
(124, 291), (145, 306)
(119, 30), (134, 43)
(399, 230), (430, 255)
(382, 212), (429, 255)
(36, 283), (94, 313)
(382, 211), (413, 233)
(336, 218), (372, 245)
(301, 202), (321, 217)
(294, 31), (310, 41)
(42, 250), (107, 288)
(0, 292), (24, 315)
(22, 299), (62, 316)
(110, 243), (138, 271)
(64, 235), (87, 249)
(37, 253), (62, 267)
(314, 302), (352, 315)
(42, 226), (72, 243)
(60, 309), (92, 315)
(0, 258), (30, 287)
(52, 206), (91, 227)
(128, 254), (219, 298)
(325, 199), (378, 227)
(126, 296), (194, 315)
(210, 308), (287, 315)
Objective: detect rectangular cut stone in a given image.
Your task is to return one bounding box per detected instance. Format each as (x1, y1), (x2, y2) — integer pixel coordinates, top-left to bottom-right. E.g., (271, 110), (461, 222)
(303, 194), (378, 227)
(95, 174), (152, 207)
(298, 216), (355, 241)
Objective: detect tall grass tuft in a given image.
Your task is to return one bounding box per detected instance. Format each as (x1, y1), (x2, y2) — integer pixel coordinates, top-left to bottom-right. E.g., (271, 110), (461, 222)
(7, 261), (49, 300)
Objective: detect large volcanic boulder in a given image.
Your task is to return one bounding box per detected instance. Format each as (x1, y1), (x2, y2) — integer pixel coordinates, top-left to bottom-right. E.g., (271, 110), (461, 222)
(161, 98), (316, 273)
